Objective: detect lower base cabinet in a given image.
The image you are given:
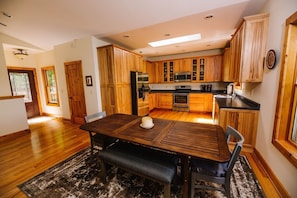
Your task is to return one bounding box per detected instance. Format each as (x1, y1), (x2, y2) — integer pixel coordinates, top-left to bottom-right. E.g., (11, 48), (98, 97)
(189, 94), (213, 112)
(218, 108), (259, 150)
(157, 93), (173, 109)
(149, 93), (157, 111)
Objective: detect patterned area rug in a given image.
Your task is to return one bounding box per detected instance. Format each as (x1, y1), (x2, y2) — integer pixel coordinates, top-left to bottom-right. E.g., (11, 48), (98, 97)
(18, 148), (265, 198)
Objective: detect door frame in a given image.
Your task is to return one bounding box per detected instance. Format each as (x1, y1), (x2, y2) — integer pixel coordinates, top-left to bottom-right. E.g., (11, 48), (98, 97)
(7, 66), (42, 117)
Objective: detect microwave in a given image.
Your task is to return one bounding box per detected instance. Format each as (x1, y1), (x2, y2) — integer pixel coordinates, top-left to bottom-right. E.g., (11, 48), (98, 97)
(174, 72), (191, 82)
(137, 73), (149, 83)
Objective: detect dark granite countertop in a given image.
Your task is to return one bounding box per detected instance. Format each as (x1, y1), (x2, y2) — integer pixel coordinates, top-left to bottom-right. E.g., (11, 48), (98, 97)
(149, 89), (226, 94)
(149, 89), (260, 110)
(215, 95), (260, 110)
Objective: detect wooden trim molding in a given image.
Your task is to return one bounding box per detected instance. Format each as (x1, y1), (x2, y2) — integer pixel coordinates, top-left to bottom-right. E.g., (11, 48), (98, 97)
(253, 149), (290, 197)
(0, 95), (24, 100)
(272, 11), (297, 168)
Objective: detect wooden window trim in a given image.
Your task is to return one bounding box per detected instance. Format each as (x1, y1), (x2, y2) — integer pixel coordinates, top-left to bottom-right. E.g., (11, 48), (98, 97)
(41, 66), (59, 106)
(272, 11), (297, 168)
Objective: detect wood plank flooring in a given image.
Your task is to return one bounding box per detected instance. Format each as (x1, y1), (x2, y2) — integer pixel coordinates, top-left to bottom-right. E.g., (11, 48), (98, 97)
(0, 109), (280, 197)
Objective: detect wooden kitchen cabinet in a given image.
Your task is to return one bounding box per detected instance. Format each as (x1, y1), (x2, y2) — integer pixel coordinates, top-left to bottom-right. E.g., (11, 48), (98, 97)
(191, 57), (205, 82)
(180, 58), (192, 72)
(222, 48), (231, 82)
(163, 61), (174, 82)
(218, 108), (259, 150)
(157, 93), (172, 109)
(172, 58), (192, 73)
(230, 13), (269, 82)
(154, 61), (164, 83)
(204, 55), (222, 82)
(148, 93), (156, 111)
(189, 93), (213, 112)
(191, 56), (222, 82)
(146, 61), (156, 83)
(97, 45), (143, 115)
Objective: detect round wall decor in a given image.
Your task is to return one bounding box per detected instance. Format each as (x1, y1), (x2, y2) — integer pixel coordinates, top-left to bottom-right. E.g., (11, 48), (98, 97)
(266, 49), (276, 69)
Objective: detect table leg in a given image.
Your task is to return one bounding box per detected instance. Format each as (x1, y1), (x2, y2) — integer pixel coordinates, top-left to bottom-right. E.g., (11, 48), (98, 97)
(180, 155), (190, 198)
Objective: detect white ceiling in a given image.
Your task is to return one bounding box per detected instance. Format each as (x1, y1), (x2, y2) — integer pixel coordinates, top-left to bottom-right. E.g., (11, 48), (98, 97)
(0, 0), (266, 58)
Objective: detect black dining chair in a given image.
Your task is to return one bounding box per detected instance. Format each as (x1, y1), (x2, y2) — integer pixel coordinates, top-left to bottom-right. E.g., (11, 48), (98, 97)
(84, 111), (117, 154)
(190, 126), (244, 198)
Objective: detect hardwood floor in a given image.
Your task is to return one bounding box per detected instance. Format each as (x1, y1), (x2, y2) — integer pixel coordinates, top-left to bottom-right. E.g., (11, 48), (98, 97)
(0, 110), (280, 197)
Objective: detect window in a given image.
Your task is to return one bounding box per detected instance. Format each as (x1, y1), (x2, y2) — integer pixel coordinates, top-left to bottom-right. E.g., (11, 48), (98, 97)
(41, 66), (59, 106)
(273, 11), (297, 168)
(9, 72), (32, 103)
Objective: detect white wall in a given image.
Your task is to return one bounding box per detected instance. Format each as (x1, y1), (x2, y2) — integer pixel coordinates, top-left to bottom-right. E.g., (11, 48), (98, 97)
(0, 97), (29, 136)
(240, 0), (297, 196)
(1, 34), (110, 121)
(35, 50), (62, 117)
(53, 36), (109, 119)
(0, 45), (11, 96)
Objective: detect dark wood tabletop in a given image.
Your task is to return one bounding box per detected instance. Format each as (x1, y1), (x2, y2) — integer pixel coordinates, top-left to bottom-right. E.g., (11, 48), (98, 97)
(80, 113), (230, 197)
(80, 113), (230, 162)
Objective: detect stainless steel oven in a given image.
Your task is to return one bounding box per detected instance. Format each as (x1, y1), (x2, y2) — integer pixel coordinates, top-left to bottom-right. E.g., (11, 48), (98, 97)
(172, 85), (191, 111)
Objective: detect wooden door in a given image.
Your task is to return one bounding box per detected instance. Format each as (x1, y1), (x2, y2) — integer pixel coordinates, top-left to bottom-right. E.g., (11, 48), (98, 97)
(64, 61), (87, 124)
(8, 69), (40, 118)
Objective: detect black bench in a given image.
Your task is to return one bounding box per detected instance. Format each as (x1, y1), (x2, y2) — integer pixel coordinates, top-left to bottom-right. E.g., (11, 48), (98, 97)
(98, 141), (179, 198)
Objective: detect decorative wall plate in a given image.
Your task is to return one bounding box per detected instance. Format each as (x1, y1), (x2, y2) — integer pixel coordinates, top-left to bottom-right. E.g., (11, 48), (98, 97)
(266, 49), (276, 69)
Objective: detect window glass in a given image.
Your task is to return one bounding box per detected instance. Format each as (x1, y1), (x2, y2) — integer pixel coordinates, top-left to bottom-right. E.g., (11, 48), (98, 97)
(42, 67), (59, 105)
(290, 87), (297, 144)
(9, 72), (32, 102)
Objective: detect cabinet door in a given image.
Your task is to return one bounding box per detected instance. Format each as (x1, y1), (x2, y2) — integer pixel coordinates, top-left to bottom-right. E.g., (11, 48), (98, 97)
(157, 93), (172, 109)
(230, 24), (243, 82)
(115, 84), (132, 114)
(213, 55), (223, 81)
(241, 14), (268, 82)
(162, 61), (174, 82)
(204, 56), (214, 82)
(146, 61), (156, 83)
(173, 59), (181, 73)
(154, 62), (164, 83)
(191, 58), (198, 82)
(189, 93), (213, 112)
(181, 58), (192, 72)
(100, 85), (116, 115)
(97, 46), (114, 85)
(222, 48), (231, 81)
(203, 56), (222, 82)
(218, 109), (259, 147)
(114, 47), (129, 84)
(149, 93), (156, 111)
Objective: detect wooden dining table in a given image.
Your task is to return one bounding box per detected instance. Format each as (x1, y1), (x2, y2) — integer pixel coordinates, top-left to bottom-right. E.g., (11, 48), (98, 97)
(80, 113), (230, 197)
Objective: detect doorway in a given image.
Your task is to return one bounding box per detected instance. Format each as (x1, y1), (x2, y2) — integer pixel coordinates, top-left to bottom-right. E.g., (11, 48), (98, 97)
(64, 60), (87, 124)
(8, 68), (40, 118)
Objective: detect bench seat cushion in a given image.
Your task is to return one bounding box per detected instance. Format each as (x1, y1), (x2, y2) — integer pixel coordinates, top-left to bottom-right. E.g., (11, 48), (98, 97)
(98, 142), (178, 183)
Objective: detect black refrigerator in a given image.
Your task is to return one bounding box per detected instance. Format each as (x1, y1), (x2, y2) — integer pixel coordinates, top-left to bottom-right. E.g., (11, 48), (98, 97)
(130, 71), (150, 116)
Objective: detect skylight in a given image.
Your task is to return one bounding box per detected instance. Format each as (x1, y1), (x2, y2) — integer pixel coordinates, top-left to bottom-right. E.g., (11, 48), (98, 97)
(148, 34), (201, 47)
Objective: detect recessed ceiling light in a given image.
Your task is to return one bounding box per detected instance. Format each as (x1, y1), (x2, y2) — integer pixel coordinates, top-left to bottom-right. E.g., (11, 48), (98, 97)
(0, 22), (7, 27)
(2, 11), (12, 18)
(148, 33), (201, 47)
(204, 15), (214, 20)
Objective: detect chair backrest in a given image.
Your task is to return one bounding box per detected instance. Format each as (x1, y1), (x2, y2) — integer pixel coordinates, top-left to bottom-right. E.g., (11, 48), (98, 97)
(225, 126), (244, 172)
(85, 111), (106, 123)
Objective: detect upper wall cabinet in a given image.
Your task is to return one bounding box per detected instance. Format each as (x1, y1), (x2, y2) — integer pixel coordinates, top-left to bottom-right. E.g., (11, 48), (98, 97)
(230, 13), (269, 82)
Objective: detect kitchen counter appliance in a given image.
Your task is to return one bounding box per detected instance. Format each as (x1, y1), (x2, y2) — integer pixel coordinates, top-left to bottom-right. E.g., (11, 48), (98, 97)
(173, 85), (191, 111)
(131, 71), (150, 116)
